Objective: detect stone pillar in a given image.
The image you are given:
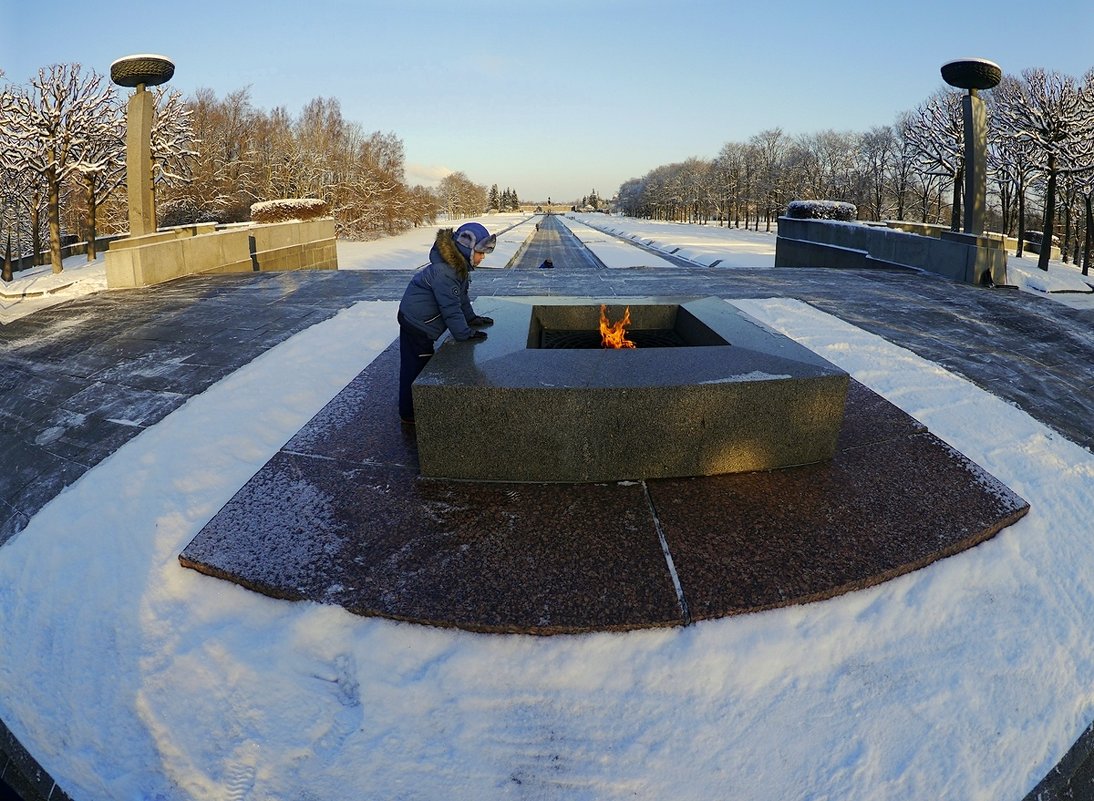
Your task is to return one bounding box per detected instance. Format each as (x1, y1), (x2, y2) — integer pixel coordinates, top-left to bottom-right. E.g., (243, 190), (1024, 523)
(962, 89), (988, 236)
(941, 58), (1001, 238)
(126, 86), (156, 237)
(111, 54), (175, 238)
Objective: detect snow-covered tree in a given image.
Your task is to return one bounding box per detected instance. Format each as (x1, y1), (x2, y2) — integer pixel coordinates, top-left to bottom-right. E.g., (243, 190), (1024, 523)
(888, 113), (920, 222)
(436, 171), (487, 218)
(904, 89), (965, 231)
(988, 78), (1040, 254)
(150, 87), (197, 214)
(994, 68), (1094, 270)
(710, 142), (743, 226)
(750, 128), (790, 230)
(73, 89), (124, 260)
(1, 64), (117, 273)
(859, 126), (896, 221)
(180, 86), (261, 222)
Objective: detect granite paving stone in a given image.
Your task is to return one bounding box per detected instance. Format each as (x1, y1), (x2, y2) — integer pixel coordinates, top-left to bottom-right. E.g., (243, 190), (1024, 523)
(650, 429), (1028, 621)
(28, 408), (146, 468)
(181, 454), (683, 634)
(282, 344), (419, 471)
(0, 501), (29, 548)
(59, 381), (188, 428)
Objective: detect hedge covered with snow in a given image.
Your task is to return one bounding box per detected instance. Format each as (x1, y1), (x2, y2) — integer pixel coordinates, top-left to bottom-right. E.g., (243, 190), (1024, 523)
(785, 200), (857, 221)
(250, 198), (330, 223)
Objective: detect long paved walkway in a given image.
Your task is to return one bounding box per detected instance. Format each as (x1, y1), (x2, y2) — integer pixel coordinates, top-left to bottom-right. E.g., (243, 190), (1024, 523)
(510, 213), (606, 270)
(1, 258), (1092, 799)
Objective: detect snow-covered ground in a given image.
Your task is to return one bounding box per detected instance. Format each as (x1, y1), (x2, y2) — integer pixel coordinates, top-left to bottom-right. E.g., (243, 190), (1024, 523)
(570, 213), (781, 269)
(569, 213), (1094, 300)
(555, 215), (683, 269)
(1, 218), (1093, 800)
(335, 212), (536, 271)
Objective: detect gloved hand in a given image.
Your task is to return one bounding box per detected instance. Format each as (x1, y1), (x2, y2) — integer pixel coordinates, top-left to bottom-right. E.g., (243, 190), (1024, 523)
(470, 315), (494, 327)
(468, 330), (488, 341)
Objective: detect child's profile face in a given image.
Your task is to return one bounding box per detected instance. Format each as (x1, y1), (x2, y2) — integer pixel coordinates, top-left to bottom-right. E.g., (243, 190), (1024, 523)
(472, 250), (486, 267)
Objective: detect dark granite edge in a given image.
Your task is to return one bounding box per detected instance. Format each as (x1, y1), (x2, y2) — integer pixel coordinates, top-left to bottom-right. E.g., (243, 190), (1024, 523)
(0, 717), (72, 801)
(177, 553), (686, 637)
(177, 554), (311, 607)
(1022, 716), (1094, 800)
(338, 603), (685, 637)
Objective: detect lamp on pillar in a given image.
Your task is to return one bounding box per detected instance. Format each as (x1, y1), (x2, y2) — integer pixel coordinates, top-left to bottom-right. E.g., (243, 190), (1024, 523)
(941, 58), (1002, 237)
(110, 54), (175, 237)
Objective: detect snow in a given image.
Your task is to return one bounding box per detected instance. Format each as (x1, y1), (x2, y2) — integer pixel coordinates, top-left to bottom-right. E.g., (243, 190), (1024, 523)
(555, 215), (681, 269)
(0, 217), (1092, 800)
(570, 213), (781, 269)
(0, 253), (108, 323)
(336, 212), (536, 271)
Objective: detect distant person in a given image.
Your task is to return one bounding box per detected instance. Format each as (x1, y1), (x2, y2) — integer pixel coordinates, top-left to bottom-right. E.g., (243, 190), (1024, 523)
(540, 258), (554, 269)
(397, 222), (496, 425)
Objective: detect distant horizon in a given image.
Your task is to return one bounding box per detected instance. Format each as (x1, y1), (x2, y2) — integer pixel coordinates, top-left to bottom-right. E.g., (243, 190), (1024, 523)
(4, 0), (1094, 200)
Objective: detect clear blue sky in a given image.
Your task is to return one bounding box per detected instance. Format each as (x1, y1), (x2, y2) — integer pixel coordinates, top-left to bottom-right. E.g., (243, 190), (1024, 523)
(3, 0), (1093, 202)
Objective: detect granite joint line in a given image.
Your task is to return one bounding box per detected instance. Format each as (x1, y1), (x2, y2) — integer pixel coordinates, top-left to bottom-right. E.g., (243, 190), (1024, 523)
(643, 480), (691, 626)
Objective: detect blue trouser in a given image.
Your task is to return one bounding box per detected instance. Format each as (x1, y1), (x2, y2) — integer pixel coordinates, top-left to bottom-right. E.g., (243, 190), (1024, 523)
(398, 312), (435, 421)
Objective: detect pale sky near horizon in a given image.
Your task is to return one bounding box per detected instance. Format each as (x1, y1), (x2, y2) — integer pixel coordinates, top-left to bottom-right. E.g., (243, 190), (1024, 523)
(3, 0), (1093, 202)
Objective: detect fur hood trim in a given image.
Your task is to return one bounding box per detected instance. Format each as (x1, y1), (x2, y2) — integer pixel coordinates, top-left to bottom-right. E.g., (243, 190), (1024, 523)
(434, 228), (470, 280)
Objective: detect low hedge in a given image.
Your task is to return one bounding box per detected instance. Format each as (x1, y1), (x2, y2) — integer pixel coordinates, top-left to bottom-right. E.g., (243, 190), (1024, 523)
(786, 200), (857, 221)
(250, 198), (330, 223)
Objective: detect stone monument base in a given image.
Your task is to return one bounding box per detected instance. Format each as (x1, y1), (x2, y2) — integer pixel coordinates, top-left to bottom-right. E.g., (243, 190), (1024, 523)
(412, 297), (849, 483)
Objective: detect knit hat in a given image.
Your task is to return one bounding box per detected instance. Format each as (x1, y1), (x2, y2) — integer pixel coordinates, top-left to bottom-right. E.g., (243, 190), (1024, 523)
(453, 222), (496, 261)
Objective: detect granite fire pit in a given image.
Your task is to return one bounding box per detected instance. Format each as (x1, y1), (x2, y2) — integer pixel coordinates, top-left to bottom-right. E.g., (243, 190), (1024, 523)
(412, 297), (849, 482)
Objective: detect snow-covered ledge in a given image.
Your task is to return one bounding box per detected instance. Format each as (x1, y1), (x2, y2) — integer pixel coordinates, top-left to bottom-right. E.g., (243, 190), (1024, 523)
(104, 218), (337, 289)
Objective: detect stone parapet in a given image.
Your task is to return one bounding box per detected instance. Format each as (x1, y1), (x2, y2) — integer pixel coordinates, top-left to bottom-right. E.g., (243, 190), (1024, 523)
(104, 218), (337, 289)
(777, 216), (1008, 285)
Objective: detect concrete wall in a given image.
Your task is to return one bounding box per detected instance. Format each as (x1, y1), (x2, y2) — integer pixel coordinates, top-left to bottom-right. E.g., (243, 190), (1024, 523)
(104, 218), (337, 289)
(776, 216), (1008, 285)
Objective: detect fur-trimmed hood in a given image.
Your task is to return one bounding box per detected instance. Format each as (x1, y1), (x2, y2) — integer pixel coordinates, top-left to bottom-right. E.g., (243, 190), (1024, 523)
(432, 228), (471, 280)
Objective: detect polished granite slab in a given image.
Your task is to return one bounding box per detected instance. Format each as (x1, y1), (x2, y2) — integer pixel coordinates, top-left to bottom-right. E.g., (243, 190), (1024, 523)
(180, 340), (1029, 634)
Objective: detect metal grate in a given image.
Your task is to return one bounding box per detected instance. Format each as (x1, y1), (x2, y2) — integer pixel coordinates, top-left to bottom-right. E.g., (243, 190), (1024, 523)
(539, 329), (687, 349)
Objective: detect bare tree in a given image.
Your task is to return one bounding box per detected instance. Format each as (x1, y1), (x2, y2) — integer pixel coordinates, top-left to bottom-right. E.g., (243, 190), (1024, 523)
(73, 88), (124, 260)
(889, 113), (920, 221)
(1076, 167), (1094, 276)
(860, 126), (896, 221)
(750, 128), (790, 230)
(150, 87), (197, 214)
(180, 87), (261, 222)
(994, 68), (1094, 270)
(987, 79), (1040, 255)
(711, 142), (743, 226)
(436, 171), (487, 218)
(616, 176), (647, 218)
(904, 89), (965, 231)
(1, 64), (116, 273)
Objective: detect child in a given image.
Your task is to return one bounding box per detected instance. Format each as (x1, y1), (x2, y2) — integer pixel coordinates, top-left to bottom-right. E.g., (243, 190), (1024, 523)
(397, 222), (496, 424)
